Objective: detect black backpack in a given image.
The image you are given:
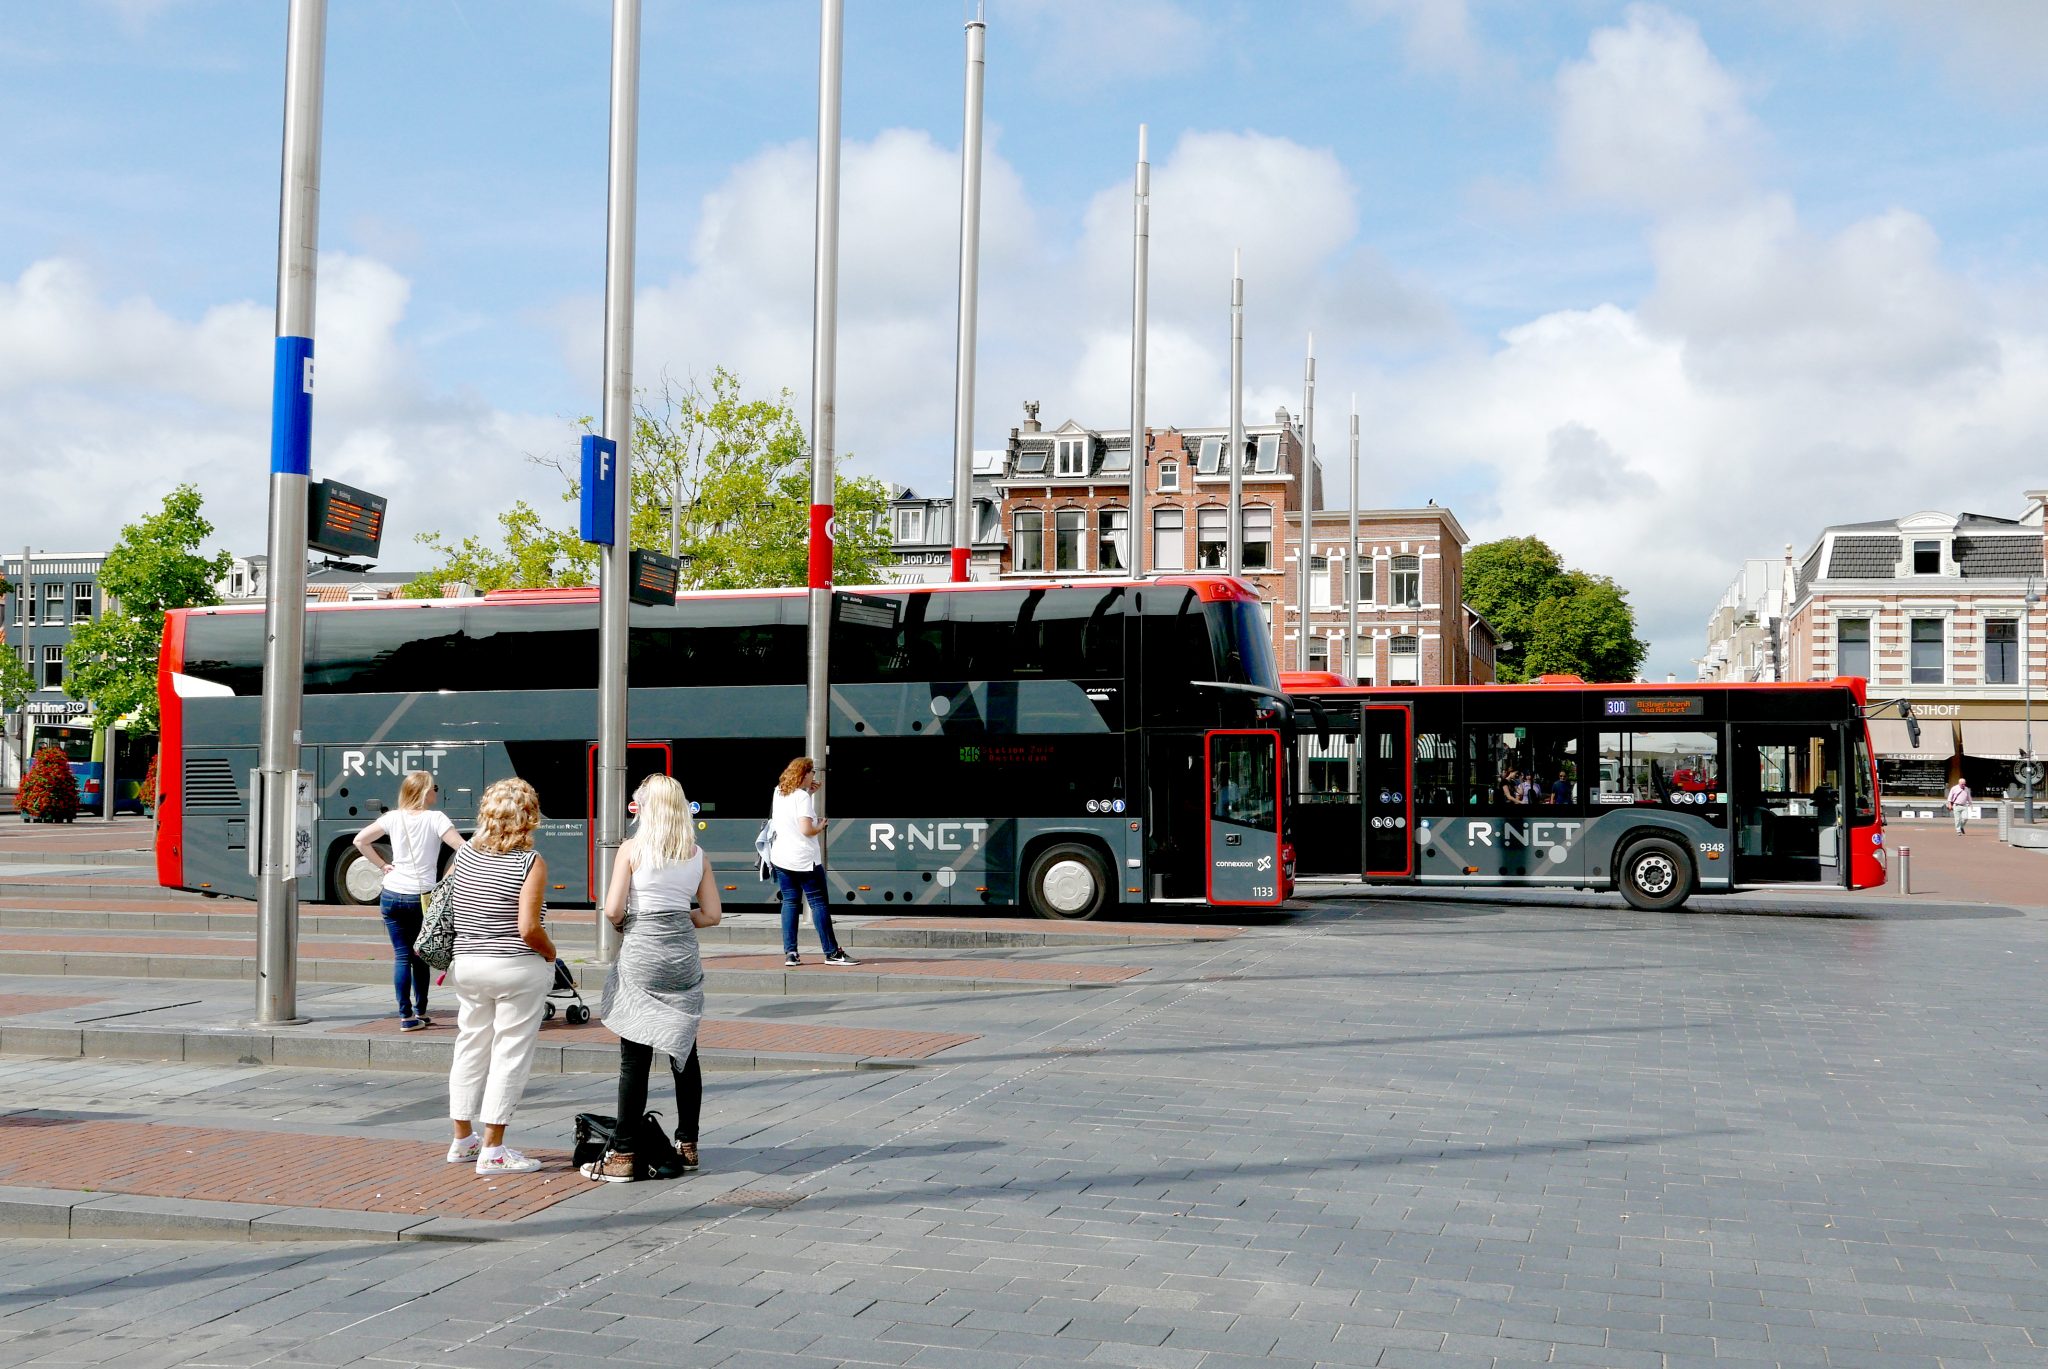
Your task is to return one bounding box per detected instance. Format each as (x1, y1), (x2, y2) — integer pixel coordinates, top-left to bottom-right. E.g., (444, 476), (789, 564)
(573, 1111), (687, 1180)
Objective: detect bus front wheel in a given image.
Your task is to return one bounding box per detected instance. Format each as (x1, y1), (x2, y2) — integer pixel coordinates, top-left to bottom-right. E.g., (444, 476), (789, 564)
(1618, 837), (1692, 913)
(333, 845), (386, 906)
(1025, 843), (1110, 921)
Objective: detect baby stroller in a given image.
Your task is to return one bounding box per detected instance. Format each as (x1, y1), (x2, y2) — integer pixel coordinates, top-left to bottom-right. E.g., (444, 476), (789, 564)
(542, 959), (592, 1025)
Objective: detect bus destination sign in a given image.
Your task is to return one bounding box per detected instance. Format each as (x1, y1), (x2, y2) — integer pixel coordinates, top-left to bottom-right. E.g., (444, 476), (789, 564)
(307, 479), (387, 559)
(628, 548), (681, 606)
(1603, 696), (1704, 718)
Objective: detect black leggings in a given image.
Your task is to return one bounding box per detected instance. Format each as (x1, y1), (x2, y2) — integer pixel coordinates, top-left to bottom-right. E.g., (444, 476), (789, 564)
(614, 1038), (701, 1145)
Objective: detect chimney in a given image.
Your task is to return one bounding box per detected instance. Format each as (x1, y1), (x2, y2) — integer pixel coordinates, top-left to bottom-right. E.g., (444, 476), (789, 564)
(1021, 400), (1041, 434)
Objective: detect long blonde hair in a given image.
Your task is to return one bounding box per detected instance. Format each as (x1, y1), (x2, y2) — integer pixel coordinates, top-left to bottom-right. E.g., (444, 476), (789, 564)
(633, 773), (697, 868)
(397, 770), (435, 811)
(472, 778), (540, 853)
(777, 757), (815, 796)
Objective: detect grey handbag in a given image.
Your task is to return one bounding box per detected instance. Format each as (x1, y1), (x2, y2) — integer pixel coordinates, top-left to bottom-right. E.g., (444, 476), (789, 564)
(414, 874), (457, 970)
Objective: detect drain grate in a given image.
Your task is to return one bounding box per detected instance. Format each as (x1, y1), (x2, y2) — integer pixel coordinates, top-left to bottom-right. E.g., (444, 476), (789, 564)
(721, 1188), (804, 1210)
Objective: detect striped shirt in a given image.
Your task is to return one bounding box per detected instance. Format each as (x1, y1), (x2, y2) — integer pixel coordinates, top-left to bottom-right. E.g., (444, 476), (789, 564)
(449, 845), (542, 959)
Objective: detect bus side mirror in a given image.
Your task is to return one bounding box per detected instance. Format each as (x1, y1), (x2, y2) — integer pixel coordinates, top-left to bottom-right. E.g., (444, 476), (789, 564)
(1898, 701), (1921, 749)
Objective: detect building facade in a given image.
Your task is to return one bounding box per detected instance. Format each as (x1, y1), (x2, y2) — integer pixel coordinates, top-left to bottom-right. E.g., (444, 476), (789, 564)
(1697, 557), (1786, 683)
(3, 551), (107, 786)
(1291, 506), (1492, 686)
(879, 452), (1006, 584)
(1779, 498), (2048, 795)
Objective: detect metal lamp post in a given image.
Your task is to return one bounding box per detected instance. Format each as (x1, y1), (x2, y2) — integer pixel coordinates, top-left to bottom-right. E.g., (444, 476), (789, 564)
(2027, 577), (2039, 823)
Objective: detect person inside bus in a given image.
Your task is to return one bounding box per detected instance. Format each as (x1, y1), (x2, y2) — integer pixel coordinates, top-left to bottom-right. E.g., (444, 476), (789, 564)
(1499, 766), (1531, 805)
(445, 778), (558, 1176)
(769, 757), (859, 968)
(583, 774), (721, 1183)
(1548, 770), (1573, 805)
(352, 770), (467, 1032)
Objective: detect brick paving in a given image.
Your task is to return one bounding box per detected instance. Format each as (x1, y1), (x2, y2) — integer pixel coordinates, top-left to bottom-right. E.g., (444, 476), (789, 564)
(864, 915), (1244, 938)
(1882, 821), (2048, 904)
(331, 1014), (981, 1059)
(0, 994), (103, 1017)
(704, 951), (1147, 982)
(0, 1115), (577, 1220)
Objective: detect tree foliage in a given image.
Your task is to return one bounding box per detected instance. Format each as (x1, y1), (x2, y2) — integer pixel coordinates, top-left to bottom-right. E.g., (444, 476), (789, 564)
(0, 644), (30, 715)
(1465, 535), (1646, 683)
(65, 484), (232, 732)
(403, 368), (893, 598)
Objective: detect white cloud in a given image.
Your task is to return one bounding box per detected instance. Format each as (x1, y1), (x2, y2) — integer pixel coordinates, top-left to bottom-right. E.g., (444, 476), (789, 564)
(1350, 0), (1487, 77)
(1809, 0), (2048, 93)
(1000, 0), (1211, 90)
(1554, 4), (1762, 214)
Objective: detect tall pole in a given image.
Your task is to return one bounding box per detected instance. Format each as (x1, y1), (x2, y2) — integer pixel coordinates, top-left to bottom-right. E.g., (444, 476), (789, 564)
(806, 0), (844, 801)
(1228, 248), (1244, 577)
(594, 0), (642, 965)
(1129, 124), (1150, 576)
(1347, 398), (1359, 684)
(948, 11), (986, 584)
(16, 547), (30, 780)
(1297, 335), (1314, 669)
(2027, 578), (2037, 824)
(255, 0), (325, 1026)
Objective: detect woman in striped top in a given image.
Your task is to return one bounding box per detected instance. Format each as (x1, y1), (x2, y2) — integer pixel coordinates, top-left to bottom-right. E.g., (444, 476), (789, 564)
(445, 778), (559, 1176)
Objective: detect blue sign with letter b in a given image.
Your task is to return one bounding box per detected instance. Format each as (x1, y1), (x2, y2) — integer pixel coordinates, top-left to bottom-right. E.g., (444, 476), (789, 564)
(579, 435), (617, 545)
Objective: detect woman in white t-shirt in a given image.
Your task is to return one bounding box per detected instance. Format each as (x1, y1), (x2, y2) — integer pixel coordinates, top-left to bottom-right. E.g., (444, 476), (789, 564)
(768, 757), (857, 968)
(352, 770), (467, 1031)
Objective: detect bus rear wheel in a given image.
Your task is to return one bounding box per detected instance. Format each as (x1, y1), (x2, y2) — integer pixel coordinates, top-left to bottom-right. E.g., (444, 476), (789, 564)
(1618, 837), (1692, 912)
(333, 846), (385, 906)
(1025, 843), (1110, 921)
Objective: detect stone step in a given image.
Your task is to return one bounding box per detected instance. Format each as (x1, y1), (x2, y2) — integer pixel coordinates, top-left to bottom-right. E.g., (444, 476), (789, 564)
(0, 849), (152, 868)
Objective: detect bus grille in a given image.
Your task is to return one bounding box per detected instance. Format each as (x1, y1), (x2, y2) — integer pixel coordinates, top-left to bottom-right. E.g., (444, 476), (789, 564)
(182, 757), (242, 810)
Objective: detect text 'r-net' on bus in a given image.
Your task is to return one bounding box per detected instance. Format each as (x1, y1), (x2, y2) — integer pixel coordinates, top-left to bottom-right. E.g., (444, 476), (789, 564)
(156, 577), (1296, 919)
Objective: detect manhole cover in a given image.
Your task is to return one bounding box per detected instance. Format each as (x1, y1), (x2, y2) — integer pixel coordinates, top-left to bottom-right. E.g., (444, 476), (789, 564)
(721, 1188), (804, 1210)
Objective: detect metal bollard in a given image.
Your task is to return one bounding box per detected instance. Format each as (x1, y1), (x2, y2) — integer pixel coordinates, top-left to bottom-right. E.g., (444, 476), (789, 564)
(2000, 800), (2013, 843)
(1897, 845), (1911, 895)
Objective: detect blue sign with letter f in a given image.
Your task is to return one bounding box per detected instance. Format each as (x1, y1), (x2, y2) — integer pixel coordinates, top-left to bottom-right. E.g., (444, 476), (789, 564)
(580, 435), (617, 545)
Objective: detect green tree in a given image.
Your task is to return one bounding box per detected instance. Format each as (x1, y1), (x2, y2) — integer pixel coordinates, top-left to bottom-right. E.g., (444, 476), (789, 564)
(0, 641), (30, 714)
(65, 484), (232, 732)
(1465, 535), (1646, 682)
(403, 367), (893, 598)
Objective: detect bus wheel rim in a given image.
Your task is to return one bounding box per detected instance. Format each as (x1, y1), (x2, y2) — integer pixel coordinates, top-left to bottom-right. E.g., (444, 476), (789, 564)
(1635, 854), (1675, 895)
(1041, 859), (1097, 914)
(344, 860), (383, 903)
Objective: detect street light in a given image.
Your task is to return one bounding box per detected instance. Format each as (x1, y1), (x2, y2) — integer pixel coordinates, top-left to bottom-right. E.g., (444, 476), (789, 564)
(2026, 577), (2039, 823)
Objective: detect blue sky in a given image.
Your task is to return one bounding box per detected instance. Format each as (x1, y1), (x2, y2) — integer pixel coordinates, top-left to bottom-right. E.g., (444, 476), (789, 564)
(7, 1), (2048, 678)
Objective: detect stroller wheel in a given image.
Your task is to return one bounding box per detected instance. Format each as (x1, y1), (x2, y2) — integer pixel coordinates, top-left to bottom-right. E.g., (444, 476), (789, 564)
(568, 1004), (590, 1025)
(544, 1002), (556, 1021)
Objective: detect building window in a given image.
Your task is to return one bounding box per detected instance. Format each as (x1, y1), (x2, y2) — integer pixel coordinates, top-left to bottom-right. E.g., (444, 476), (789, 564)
(1153, 508), (1186, 570)
(1356, 561), (1375, 605)
(72, 583), (92, 621)
(1391, 555), (1421, 607)
(1194, 436), (1223, 475)
(1837, 618), (1871, 679)
(1350, 638), (1371, 684)
(1055, 438), (1087, 477)
(1252, 434), (1279, 472)
(1241, 506), (1273, 570)
(1196, 508), (1227, 569)
(19, 584), (33, 624)
(1910, 617), (1944, 684)
(1390, 634), (1419, 685)
(1307, 636), (1329, 672)
(41, 645), (62, 690)
(1310, 556), (1332, 609)
(43, 582), (63, 624)
(1912, 540), (1941, 575)
(1157, 460), (1179, 493)
(1013, 510), (1044, 573)
(1986, 618), (2019, 684)
(1098, 508), (1128, 573)
(230, 568), (247, 597)
(1054, 509), (1084, 572)
(893, 507), (926, 545)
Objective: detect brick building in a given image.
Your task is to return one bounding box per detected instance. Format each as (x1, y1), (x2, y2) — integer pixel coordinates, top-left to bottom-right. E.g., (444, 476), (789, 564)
(1291, 505), (1493, 686)
(1778, 498), (2048, 795)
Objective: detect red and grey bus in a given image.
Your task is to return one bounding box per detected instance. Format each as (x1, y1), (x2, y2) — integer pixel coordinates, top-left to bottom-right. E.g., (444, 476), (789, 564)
(1284, 674), (1886, 911)
(156, 576), (1293, 919)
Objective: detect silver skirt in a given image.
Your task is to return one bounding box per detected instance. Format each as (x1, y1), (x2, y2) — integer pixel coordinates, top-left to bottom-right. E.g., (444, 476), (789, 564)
(598, 906), (704, 1061)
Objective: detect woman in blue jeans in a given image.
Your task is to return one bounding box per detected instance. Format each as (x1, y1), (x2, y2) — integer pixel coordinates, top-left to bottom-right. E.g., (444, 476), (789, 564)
(352, 770), (467, 1030)
(768, 757), (858, 968)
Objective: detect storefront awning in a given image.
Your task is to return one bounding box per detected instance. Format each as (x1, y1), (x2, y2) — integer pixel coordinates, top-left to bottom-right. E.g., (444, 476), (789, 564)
(1961, 720), (2035, 761)
(1868, 718), (1934, 758)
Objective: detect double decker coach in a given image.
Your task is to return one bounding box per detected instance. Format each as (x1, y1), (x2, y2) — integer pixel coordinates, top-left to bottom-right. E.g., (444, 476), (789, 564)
(156, 576), (1293, 919)
(1285, 673), (1887, 911)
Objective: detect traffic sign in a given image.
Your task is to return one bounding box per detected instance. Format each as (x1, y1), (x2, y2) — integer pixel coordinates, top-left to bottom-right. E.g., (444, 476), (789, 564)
(579, 435), (617, 545)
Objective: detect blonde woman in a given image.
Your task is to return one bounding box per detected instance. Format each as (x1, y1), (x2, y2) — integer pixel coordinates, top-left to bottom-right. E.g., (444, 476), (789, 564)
(352, 770), (466, 1031)
(583, 774), (722, 1182)
(445, 778), (557, 1176)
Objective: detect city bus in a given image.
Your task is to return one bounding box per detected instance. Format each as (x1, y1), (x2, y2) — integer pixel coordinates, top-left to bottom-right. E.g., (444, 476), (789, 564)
(27, 721), (152, 816)
(1284, 674), (1885, 911)
(156, 577), (1292, 918)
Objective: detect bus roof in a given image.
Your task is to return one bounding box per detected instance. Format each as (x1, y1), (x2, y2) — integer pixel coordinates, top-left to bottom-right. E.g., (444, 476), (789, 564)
(1280, 672), (1871, 707)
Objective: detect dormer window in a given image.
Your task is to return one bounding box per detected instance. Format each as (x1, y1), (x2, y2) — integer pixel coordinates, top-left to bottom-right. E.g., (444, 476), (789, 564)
(1194, 437), (1223, 475)
(894, 507), (926, 544)
(1055, 438), (1088, 477)
(1157, 460), (1179, 492)
(1912, 540), (1941, 574)
(1252, 433), (1279, 473)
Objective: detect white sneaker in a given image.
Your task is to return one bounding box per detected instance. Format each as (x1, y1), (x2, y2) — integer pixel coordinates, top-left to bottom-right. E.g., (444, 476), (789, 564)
(446, 1135), (481, 1164)
(475, 1147), (542, 1176)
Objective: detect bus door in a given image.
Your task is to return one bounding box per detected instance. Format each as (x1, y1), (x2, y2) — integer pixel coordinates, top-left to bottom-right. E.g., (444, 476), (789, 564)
(1729, 723), (1841, 885)
(1206, 730), (1283, 905)
(1292, 701), (1361, 876)
(1361, 705), (1416, 878)
(585, 742), (673, 900)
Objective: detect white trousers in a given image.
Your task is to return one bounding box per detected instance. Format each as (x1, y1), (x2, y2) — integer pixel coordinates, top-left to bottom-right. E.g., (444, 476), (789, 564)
(448, 954), (552, 1126)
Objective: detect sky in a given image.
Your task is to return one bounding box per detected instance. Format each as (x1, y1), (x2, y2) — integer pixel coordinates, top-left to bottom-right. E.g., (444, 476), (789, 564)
(6, 1), (2048, 680)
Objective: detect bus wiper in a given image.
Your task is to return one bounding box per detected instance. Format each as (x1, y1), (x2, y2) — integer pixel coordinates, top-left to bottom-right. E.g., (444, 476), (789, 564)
(1189, 679), (1284, 702)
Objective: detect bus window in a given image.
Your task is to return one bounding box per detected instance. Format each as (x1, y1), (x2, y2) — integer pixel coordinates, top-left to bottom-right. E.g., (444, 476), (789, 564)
(1595, 730), (1722, 812)
(1850, 728), (1876, 826)
(1211, 735), (1277, 830)
(1465, 726), (1580, 811)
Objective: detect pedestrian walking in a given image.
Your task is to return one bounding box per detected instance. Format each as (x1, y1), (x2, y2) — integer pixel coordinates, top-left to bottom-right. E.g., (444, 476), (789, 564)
(1946, 776), (1974, 835)
(351, 770), (465, 1032)
(769, 757), (858, 968)
(445, 777), (557, 1176)
(582, 774), (722, 1183)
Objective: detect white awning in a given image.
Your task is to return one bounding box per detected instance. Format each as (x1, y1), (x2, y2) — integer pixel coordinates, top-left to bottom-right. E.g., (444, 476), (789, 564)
(1868, 718), (1934, 758)
(1961, 720), (2034, 761)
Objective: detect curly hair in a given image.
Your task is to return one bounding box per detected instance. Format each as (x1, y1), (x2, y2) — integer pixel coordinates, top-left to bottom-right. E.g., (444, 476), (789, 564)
(472, 778), (540, 853)
(776, 756), (815, 796)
